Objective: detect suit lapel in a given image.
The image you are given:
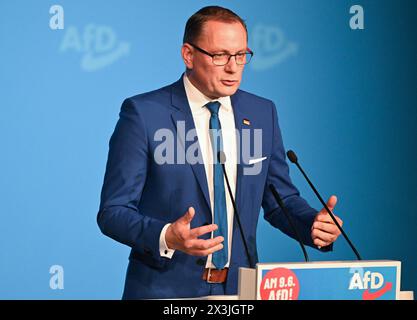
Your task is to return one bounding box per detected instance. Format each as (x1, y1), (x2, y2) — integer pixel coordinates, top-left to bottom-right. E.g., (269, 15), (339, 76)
(170, 78), (212, 214)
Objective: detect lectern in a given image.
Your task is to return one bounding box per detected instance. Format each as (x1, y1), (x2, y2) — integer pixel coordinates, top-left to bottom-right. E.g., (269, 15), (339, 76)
(237, 260), (413, 300)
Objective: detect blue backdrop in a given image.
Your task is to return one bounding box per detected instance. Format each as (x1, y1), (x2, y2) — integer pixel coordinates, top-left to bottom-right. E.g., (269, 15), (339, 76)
(1, 0), (416, 299)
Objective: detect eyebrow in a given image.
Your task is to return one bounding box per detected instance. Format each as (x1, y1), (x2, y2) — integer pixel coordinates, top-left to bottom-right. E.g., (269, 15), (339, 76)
(212, 48), (247, 54)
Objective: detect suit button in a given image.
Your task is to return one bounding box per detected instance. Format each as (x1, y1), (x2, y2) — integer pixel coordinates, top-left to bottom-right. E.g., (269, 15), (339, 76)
(196, 258), (205, 266)
(144, 248), (152, 256)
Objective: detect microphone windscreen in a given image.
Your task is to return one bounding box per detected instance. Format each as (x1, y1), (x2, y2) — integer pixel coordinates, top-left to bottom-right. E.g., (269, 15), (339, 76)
(286, 150), (298, 163)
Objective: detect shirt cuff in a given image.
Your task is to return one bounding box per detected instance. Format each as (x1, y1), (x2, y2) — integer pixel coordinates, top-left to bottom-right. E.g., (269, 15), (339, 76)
(159, 223), (175, 258)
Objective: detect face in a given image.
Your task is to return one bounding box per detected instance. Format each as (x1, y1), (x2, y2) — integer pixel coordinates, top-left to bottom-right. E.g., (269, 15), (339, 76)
(182, 20), (248, 99)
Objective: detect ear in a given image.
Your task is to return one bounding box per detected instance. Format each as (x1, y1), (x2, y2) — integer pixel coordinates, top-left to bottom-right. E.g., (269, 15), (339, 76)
(181, 43), (194, 69)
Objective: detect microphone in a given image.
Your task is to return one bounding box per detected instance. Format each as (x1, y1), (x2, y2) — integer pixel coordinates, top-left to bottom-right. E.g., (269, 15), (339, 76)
(217, 151), (255, 268)
(286, 150), (362, 260)
(268, 184), (309, 262)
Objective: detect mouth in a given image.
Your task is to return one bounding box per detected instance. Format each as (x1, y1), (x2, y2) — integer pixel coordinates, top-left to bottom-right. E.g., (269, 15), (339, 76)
(221, 80), (238, 86)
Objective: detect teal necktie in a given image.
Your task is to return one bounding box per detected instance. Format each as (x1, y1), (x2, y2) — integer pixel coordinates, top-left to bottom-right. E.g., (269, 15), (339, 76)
(205, 101), (228, 269)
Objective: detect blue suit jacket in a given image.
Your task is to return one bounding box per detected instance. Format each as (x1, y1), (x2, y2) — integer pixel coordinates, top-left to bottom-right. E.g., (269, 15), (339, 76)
(97, 76), (326, 299)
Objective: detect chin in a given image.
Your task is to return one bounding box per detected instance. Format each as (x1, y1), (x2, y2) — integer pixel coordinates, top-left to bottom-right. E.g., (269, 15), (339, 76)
(217, 86), (239, 97)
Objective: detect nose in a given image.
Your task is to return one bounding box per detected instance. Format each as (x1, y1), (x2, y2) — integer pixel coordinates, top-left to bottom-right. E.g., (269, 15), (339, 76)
(224, 55), (239, 73)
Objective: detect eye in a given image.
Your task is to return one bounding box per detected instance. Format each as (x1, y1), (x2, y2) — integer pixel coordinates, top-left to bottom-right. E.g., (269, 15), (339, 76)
(213, 53), (227, 58)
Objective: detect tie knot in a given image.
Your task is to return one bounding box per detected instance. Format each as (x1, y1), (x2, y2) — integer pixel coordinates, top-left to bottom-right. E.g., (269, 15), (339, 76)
(205, 101), (221, 115)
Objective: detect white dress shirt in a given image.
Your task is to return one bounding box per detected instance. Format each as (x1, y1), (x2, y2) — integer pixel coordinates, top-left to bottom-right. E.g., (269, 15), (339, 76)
(159, 74), (237, 269)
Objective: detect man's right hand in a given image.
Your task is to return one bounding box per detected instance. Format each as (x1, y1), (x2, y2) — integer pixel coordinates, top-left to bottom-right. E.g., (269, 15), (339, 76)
(165, 207), (224, 256)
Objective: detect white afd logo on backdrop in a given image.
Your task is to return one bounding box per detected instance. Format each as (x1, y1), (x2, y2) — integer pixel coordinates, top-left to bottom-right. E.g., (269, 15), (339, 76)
(59, 24), (130, 72)
(250, 24), (298, 71)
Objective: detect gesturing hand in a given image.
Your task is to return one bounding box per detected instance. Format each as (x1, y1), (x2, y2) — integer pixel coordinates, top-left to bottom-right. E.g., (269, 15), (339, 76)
(165, 207), (224, 256)
(311, 195), (343, 248)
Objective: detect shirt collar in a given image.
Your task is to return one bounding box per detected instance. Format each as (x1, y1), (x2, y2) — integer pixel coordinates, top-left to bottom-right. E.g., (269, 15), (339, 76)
(183, 73), (232, 115)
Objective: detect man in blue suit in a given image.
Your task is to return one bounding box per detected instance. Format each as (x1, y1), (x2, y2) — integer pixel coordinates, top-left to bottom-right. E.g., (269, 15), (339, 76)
(97, 6), (343, 299)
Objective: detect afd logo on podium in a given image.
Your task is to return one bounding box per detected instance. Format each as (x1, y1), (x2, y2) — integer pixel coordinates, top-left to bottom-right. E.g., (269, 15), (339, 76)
(349, 270), (393, 300)
(256, 261), (400, 300)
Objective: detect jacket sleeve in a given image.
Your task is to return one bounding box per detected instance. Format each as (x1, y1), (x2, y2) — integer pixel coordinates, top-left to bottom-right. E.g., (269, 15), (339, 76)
(97, 98), (169, 268)
(261, 101), (332, 251)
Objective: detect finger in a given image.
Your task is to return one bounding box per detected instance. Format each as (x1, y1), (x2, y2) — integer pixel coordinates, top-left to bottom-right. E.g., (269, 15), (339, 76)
(311, 228), (337, 243)
(179, 207), (195, 225)
(189, 224), (218, 238)
(312, 221), (340, 235)
(193, 243), (224, 257)
(316, 213), (333, 223)
(186, 236), (224, 250)
(326, 195), (337, 211)
(316, 214), (343, 227)
(313, 238), (330, 248)
(336, 216), (343, 227)
(318, 195), (338, 216)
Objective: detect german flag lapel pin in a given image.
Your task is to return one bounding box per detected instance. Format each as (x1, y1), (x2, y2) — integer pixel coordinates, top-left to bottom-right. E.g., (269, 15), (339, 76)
(243, 118), (251, 126)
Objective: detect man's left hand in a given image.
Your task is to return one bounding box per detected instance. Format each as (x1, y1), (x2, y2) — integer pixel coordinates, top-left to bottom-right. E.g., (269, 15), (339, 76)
(311, 195), (343, 248)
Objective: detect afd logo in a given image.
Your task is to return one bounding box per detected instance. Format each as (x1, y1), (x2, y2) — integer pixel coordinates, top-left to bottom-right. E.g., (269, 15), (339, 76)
(59, 24), (130, 72)
(349, 270), (393, 300)
(250, 24), (297, 71)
